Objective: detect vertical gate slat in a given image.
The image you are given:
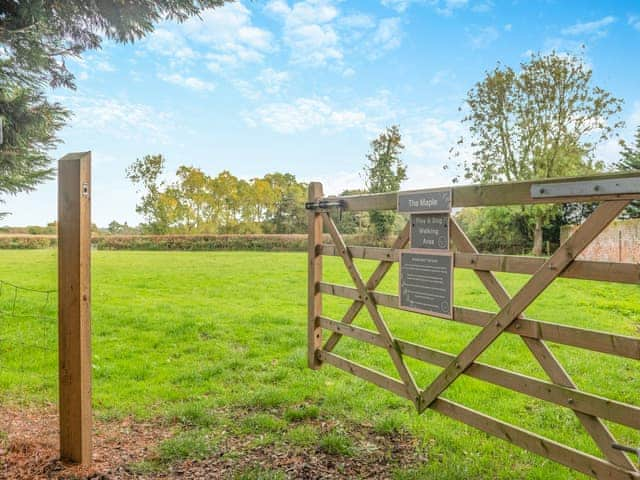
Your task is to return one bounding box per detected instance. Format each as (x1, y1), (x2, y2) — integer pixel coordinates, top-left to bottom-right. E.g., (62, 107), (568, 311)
(307, 182), (324, 369)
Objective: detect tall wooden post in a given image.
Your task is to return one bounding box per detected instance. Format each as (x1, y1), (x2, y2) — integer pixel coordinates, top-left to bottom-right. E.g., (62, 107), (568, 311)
(58, 152), (92, 464)
(307, 182), (323, 369)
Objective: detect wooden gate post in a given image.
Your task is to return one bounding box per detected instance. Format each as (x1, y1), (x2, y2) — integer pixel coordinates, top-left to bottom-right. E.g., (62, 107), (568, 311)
(307, 182), (324, 369)
(58, 152), (92, 464)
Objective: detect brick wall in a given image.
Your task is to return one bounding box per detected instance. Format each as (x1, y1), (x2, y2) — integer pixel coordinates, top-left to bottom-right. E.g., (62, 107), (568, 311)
(560, 219), (640, 263)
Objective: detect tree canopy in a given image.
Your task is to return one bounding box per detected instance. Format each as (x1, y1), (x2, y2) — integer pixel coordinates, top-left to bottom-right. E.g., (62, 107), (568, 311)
(0, 0), (227, 213)
(448, 52), (624, 254)
(126, 156), (308, 235)
(363, 125), (407, 239)
(615, 125), (640, 218)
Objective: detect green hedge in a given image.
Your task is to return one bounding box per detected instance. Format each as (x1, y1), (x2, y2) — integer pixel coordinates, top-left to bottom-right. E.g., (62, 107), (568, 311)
(0, 233), (395, 251)
(0, 235), (57, 249)
(94, 234), (311, 251)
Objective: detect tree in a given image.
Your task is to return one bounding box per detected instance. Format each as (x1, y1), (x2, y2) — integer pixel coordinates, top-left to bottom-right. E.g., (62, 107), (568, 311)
(0, 88), (68, 217)
(0, 1), (227, 208)
(456, 207), (532, 254)
(363, 125), (407, 239)
(448, 52), (623, 255)
(125, 154), (172, 233)
(614, 125), (640, 218)
(262, 173), (307, 234)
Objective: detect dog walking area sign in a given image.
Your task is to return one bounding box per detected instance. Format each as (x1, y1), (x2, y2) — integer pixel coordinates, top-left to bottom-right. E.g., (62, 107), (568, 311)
(410, 213), (450, 250)
(398, 188), (453, 318)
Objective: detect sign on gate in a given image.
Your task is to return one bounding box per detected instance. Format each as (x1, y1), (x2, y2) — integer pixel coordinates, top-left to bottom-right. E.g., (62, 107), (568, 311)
(399, 251), (453, 318)
(397, 188), (451, 213)
(410, 213), (450, 250)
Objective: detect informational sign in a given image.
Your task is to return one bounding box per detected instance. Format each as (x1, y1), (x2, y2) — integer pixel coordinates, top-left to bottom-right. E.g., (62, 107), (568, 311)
(397, 188), (451, 214)
(399, 251), (453, 318)
(410, 213), (449, 250)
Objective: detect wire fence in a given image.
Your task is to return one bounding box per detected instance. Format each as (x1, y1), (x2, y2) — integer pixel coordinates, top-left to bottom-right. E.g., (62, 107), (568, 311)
(0, 279), (58, 393)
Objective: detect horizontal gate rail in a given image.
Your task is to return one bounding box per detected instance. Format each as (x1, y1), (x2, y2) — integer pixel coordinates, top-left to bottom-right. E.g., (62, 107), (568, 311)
(323, 171), (640, 210)
(307, 174), (640, 478)
(431, 399), (640, 480)
(318, 317), (640, 429)
(320, 245), (640, 284)
(319, 282), (640, 360)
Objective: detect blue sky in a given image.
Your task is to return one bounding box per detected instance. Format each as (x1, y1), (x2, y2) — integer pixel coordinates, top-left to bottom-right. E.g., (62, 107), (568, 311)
(4, 0), (640, 226)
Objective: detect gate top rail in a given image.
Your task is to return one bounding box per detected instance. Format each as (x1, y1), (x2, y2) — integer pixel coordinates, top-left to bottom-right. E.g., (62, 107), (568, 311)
(321, 171), (640, 210)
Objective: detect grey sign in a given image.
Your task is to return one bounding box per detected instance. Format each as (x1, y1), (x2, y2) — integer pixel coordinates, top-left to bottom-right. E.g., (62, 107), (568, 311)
(398, 188), (451, 213)
(399, 251), (453, 318)
(411, 213), (449, 250)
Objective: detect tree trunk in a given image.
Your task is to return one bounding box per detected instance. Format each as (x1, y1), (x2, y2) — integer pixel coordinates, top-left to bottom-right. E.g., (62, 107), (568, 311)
(532, 215), (544, 256)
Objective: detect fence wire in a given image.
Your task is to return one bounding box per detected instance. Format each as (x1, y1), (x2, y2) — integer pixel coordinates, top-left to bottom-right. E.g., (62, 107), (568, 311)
(0, 280), (57, 381)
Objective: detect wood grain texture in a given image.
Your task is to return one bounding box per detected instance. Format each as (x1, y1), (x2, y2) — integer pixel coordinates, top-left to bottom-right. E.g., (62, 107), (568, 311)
(58, 152), (92, 464)
(324, 171), (640, 210)
(307, 183), (324, 369)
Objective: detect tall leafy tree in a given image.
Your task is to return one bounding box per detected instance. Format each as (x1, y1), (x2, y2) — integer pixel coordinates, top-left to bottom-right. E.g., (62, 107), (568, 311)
(125, 154), (172, 234)
(448, 52), (623, 255)
(615, 125), (640, 218)
(363, 125), (407, 239)
(0, 0), (227, 210)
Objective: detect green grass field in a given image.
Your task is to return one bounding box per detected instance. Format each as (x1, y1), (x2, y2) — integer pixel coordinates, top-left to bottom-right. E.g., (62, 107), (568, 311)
(0, 250), (639, 479)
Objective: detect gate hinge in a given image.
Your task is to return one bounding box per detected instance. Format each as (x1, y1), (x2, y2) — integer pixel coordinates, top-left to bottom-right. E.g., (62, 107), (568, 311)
(305, 199), (345, 211)
(305, 199), (345, 220)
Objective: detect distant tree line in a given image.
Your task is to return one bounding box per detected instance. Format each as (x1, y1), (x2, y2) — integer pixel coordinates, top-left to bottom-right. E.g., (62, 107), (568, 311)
(125, 155), (308, 234)
(122, 125), (410, 237)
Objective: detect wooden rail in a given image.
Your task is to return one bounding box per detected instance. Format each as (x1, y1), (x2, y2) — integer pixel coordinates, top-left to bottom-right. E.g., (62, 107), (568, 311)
(320, 245), (640, 284)
(307, 174), (640, 478)
(323, 171), (640, 210)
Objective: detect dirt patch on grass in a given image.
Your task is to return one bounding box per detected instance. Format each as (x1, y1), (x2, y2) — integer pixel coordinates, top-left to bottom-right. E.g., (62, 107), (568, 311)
(0, 404), (172, 479)
(0, 405), (427, 479)
(173, 420), (427, 479)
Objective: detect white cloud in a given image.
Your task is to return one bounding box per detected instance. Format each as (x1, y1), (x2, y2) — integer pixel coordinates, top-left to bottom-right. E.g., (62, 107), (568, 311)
(146, 2), (273, 74)
(94, 60), (116, 72)
(69, 52), (116, 80)
(467, 26), (499, 49)
(307, 115), (460, 195)
(403, 117), (464, 160)
(267, 0), (342, 66)
(158, 73), (215, 91)
(629, 15), (640, 31)
(258, 68), (290, 94)
(145, 29), (196, 61)
(244, 97), (366, 133)
(371, 17), (403, 52)
(504, 23), (512, 32)
(60, 96), (174, 144)
(311, 170), (364, 196)
(340, 13), (376, 29)
(561, 16), (616, 37)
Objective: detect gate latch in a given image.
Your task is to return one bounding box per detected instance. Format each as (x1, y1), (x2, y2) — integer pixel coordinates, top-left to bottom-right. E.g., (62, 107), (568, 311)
(612, 443), (640, 466)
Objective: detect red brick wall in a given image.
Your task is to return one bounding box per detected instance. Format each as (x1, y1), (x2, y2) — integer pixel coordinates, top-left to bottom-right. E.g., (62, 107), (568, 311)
(560, 219), (640, 263)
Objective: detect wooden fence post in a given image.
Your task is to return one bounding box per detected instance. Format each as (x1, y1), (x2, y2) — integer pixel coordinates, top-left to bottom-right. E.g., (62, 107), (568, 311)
(58, 152), (92, 464)
(308, 182), (323, 369)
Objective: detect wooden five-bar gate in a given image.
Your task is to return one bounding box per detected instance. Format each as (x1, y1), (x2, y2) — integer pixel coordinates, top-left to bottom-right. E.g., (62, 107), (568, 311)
(306, 172), (640, 479)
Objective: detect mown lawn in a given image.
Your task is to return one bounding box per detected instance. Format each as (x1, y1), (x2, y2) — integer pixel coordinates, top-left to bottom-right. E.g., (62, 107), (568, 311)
(0, 249), (639, 479)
